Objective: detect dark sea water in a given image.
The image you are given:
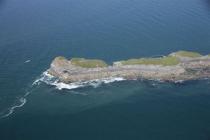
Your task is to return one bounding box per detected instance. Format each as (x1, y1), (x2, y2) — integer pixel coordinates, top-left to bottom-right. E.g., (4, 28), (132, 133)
(1, 0), (210, 139)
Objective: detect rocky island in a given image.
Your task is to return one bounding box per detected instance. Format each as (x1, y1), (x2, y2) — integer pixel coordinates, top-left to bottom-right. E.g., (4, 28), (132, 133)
(47, 51), (210, 83)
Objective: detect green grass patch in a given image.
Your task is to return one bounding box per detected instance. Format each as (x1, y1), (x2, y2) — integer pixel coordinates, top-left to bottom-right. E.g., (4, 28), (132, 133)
(71, 58), (108, 68)
(56, 56), (67, 60)
(173, 51), (202, 58)
(118, 56), (180, 66)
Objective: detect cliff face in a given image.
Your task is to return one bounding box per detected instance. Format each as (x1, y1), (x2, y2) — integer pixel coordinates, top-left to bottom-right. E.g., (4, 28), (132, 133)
(48, 51), (210, 83)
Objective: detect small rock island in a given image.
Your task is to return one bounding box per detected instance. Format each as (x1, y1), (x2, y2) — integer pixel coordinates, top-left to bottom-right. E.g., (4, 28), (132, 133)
(48, 51), (210, 83)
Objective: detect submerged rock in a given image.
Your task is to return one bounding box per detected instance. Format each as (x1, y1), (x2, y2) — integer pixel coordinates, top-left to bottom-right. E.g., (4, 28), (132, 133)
(48, 51), (210, 83)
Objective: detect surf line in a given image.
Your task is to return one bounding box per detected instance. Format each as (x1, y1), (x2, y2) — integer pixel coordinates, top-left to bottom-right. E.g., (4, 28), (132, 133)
(35, 71), (125, 90)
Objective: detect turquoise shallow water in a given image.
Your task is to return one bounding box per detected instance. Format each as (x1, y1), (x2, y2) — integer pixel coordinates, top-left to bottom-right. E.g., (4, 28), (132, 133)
(0, 0), (210, 139)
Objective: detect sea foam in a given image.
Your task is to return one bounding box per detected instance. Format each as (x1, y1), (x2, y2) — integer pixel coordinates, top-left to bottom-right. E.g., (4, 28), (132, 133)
(34, 71), (125, 90)
(0, 95), (27, 118)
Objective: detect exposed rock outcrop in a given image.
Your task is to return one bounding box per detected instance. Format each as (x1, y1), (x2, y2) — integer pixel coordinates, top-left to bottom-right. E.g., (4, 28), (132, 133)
(47, 51), (210, 83)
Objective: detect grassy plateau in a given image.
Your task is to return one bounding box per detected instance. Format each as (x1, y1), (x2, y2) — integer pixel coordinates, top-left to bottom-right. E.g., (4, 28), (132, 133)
(172, 51), (202, 58)
(117, 56), (180, 66)
(70, 58), (108, 68)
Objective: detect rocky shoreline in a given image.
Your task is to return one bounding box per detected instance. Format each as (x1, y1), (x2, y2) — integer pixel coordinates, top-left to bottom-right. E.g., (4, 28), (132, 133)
(47, 51), (210, 83)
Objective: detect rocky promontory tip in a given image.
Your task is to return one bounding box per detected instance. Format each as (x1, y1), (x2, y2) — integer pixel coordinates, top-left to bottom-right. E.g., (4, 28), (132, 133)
(48, 51), (210, 83)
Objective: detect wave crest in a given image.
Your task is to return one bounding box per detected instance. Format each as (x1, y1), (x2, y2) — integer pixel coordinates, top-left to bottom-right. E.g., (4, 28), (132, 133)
(34, 71), (125, 90)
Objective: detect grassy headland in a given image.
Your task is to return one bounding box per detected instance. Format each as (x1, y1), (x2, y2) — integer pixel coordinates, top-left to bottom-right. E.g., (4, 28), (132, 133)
(116, 56), (180, 66)
(57, 51), (206, 68)
(171, 51), (202, 58)
(70, 58), (108, 68)
(56, 56), (67, 60)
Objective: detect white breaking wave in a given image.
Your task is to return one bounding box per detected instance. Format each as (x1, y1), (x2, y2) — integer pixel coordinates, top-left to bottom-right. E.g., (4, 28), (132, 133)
(33, 71), (125, 90)
(0, 71), (125, 119)
(174, 80), (184, 84)
(32, 71), (54, 86)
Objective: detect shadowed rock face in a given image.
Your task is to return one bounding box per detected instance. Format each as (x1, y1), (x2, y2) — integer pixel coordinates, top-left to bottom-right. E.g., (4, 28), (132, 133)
(48, 51), (210, 83)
